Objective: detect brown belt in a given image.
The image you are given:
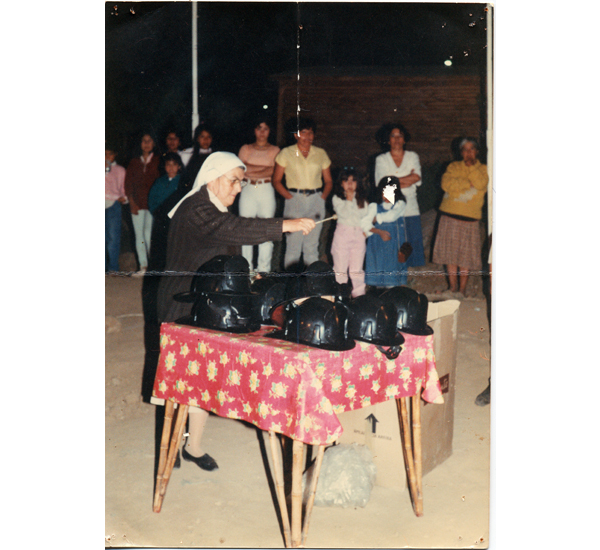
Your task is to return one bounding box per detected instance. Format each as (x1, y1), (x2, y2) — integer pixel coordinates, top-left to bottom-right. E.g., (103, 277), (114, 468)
(245, 178), (271, 186)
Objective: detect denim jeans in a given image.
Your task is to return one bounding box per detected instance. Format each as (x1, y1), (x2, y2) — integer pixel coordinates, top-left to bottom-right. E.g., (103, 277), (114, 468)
(105, 201), (122, 272)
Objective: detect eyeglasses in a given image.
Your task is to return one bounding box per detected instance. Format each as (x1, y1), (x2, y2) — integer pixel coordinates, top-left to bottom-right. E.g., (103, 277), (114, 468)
(222, 175), (247, 188)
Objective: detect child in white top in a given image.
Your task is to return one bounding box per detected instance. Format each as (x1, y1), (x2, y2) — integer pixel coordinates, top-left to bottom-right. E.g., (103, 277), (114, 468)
(330, 168), (369, 297)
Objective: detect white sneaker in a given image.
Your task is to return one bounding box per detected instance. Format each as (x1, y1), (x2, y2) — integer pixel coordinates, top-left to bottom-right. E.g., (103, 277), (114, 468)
(132, 267), (147, 277)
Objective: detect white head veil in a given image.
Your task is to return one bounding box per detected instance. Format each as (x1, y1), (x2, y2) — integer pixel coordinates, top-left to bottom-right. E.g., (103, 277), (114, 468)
(168, 151), (246, 218)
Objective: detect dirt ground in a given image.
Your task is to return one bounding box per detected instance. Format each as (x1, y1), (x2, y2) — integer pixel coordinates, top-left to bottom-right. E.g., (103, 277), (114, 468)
(105, 254), (491, 548)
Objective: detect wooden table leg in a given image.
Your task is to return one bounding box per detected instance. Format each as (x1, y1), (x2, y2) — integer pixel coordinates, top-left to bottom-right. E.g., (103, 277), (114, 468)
(412, 382), (423, 516)
(268, 431), (291, 548)
(290, 439), (304, 547)
(153, 403), (189, 513)
(268, 435), (325, 548)
(396, 397), (422, 517)
(301, 445), (325, 547)
(153, 400), (174, 512)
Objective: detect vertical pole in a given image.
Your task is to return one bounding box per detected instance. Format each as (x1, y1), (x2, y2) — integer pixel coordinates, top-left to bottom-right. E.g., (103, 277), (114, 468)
(486, 3), (493, 237)
(191, 2), (199, 136)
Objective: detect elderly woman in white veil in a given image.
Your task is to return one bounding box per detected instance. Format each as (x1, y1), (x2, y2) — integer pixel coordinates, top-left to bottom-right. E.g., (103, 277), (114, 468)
(155, 151), (315, 471)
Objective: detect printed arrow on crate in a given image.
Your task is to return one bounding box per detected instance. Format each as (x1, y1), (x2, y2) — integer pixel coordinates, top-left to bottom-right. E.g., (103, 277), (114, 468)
(365, 414), (379, 434)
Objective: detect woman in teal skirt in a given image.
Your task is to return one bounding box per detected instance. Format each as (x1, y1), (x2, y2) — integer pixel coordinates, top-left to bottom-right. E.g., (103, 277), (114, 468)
(361, 176), (409, 289)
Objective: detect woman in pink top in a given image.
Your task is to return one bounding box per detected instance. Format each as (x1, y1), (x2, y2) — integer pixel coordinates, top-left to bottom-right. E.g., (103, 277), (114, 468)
(105, 145), (127, 273)
(237, 116), (280, 274)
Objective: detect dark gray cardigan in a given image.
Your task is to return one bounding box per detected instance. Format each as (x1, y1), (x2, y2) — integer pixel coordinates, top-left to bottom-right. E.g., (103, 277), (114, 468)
(157, 185), (283, 323)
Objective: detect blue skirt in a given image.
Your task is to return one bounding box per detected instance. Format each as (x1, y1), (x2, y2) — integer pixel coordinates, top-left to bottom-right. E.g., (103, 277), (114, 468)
(365, 218), (408, 287)
(403, 215), (426, 267)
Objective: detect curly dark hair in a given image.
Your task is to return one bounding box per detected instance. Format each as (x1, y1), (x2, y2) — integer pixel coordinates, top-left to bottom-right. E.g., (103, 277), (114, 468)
(252, 114), (275, 131)
(246, 114), (276, 144)
(375, 123), (411, 151)
(333, 168), (368, 209)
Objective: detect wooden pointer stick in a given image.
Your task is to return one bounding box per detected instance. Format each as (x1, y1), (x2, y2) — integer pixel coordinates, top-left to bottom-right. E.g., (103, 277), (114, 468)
(314, 214), (338, 225)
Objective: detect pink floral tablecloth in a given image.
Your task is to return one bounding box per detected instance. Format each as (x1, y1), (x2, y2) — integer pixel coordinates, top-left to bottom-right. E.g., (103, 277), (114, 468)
(153, 323), (443, 446)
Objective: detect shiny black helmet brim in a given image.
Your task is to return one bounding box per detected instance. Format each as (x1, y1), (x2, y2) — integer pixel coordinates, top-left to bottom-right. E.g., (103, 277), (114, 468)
(353, 331), (405, 348)
(265, 329), (356, 351)
(175, 315), (262, 334)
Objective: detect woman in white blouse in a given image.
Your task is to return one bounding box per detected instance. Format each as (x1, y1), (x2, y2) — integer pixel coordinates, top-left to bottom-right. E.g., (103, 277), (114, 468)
(374, 123), (426, 268)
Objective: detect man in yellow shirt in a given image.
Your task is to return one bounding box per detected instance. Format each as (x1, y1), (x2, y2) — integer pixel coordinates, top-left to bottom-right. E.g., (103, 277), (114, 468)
(272, 117), (333, 270)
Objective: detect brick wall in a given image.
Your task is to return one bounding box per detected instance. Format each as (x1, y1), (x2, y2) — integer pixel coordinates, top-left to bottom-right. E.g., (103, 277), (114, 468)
(272, 69), (485, 178)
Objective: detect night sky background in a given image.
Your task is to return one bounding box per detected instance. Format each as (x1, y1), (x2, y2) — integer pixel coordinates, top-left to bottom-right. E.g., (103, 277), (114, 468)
(105, 1), (489, 161)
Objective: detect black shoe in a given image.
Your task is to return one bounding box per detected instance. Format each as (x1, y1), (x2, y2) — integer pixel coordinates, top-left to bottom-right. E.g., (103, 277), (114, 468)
(475, 383), (491, 406)
(181, 447), (219, 471)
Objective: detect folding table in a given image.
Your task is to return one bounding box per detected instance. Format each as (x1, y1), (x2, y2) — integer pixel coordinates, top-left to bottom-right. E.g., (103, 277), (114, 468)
(152, 323), (443, 547)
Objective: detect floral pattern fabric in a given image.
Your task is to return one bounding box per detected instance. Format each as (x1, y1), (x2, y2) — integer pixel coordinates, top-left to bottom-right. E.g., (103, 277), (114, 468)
(153, 323), (443, 446)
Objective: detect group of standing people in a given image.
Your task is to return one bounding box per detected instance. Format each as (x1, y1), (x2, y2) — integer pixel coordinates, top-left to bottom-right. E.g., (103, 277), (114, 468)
(106, 116), (489, 302)
(327, 123), (489, 299)
(104, 123), (216, 275)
